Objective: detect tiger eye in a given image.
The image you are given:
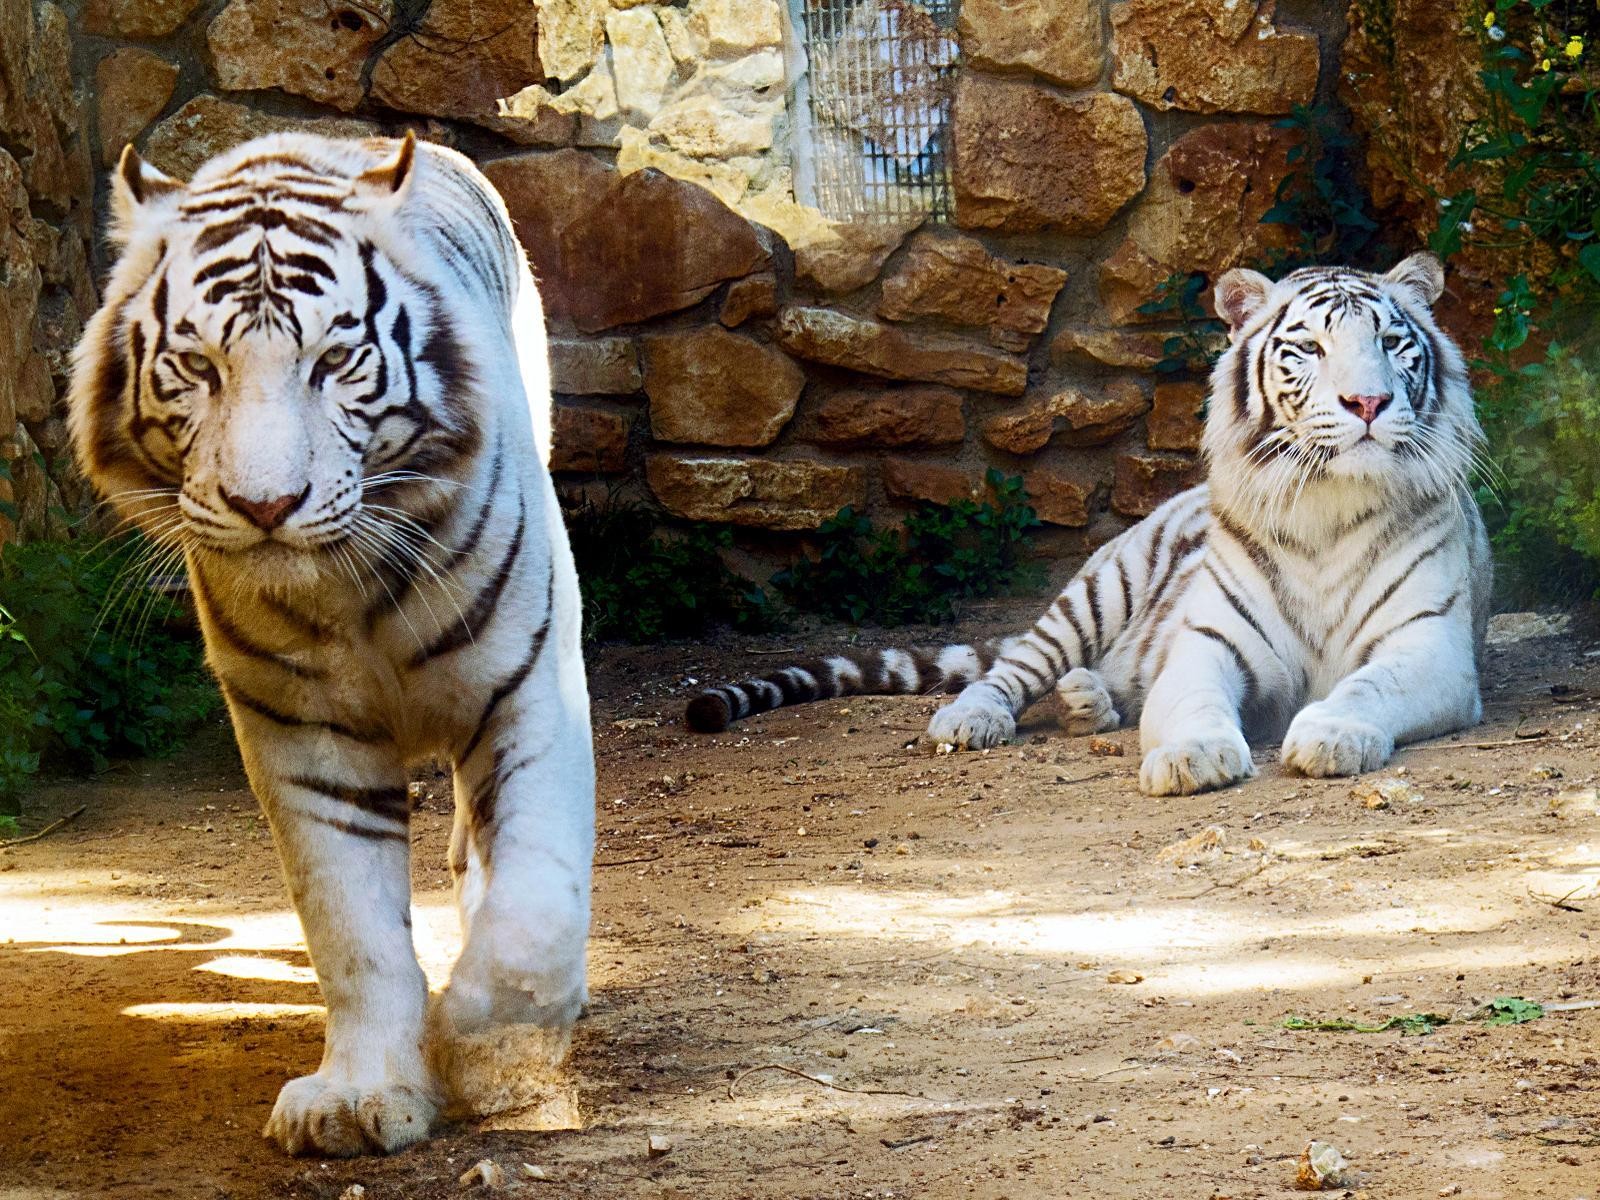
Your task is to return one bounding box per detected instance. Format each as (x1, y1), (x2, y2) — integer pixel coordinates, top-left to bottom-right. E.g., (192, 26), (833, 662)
(1382, 334), (1403, 350)
(318, 345), (353, 371)
(178, 350), (213, 375)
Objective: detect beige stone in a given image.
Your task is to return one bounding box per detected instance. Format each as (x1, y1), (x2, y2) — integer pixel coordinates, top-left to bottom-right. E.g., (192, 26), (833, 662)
(1050, 327), (1171, 370)
(371, 0), (542, 118)
(806, 386), (964, 449)
(646, 455), (864, 529)
(643, 327), (805, 447)
(142, 96), (376, 180)
(958, 0), (1103, 88)
(711, 49), (785, 90)
(1148, 381), (1207, 452)
(608, 8), (676, 119)
(883, 459), (982, 507)
(549, 337), (642, 395)
(775, 307), (1027, 396)
(1112, 451), (1202, 517)
(537, 0), (608, 82)
(649, 94), (776, 158)
(658, 6), (704, 63)
(689, 0), (782, 55)
(552, 403), (630, 472)
(720, 273), (778, 326)
(209, 0), (391, 112)
(483, 149), (769, 332)
(617, 128), (750, 206)
(1099, 122), (1298, 323)
(83, 0), (208, 37)
(1112, 0), (1319, 115)
(878, 232), (1067, 352)
(952, 74), (1146, 234)
(794, 218), (920, 295)
(982, 381), (1149, 454)
(94, 49), (179, 167)
(1023, 469), (1092, 527)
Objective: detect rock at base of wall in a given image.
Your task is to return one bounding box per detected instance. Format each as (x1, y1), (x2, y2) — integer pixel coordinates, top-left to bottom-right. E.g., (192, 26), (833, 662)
(775, 307), (1028, 396)
(642, 327), (805, 448)
(1147, 381), (1207, 452)
(805, 386), (965, 449)
(551, 403), (630, 473)
(141, 95), (377, 179)
(647, 454), (864, 530)
(549, 337), (643, 395)
(983, 381), (1149, 454)
(720, 273), (778, 327)
(1112, 451), (1203, 517)
(878, 232), (1067, 352)
(882, 458), (983, 507)
(1022, 469), (1092, 527)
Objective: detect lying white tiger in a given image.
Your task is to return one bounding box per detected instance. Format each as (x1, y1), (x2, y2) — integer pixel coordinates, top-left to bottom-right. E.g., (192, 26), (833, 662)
(689, 254), (1491, 794)
(69, 132), (594, 1155)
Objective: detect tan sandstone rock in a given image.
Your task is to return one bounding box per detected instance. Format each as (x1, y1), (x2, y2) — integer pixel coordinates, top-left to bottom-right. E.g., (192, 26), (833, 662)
(1112, 0), (1319, 114)
(1050, 327), (1171, 371)
(805, 386), (964, 448)
(1023, 469), (1092, 527)
(719, 273), (778, 327)
(1112, 451), (1203, 517)
(83, 0), (208, 38)
(775, 307), (1027, 395)
(878, 232), (1067, 352)
(551, 403), (630, 472)
(208, 0), (391, 112)
(94, 49), (179, 166)
(982, 380), (1149, 454)
(142, 95), (376, 179)
(1099, 122), (1298, 323)
(952, 74), (1146, 234)
(646, 455), (864, 529)
(882, 459), (983, 507)
(1147, 381), (1207, 452)
(643, 327), (805, 447)
(958, 0), (1103, 88)
(483, 150), (769, 332)
(608, 7), (676, 120)
(371, 0), (542, 118)
(549, 337), (643, 395)
(537, 0), (608, 82)
(688, 0), (783, 55)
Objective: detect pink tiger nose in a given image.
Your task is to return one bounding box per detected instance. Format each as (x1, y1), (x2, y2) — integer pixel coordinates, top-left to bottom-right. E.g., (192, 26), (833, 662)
(220, 486), (308, 531)
(1340, 392), (1392, 424)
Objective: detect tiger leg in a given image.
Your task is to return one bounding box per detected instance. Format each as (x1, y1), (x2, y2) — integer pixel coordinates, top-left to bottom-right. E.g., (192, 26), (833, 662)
(239, 726), (437, 1156)
(1138, 626), (1259, 796)
(1283, 610), (1479, 777)
(436, 680), (594, 1052)
(1054, 668), (1121, 736)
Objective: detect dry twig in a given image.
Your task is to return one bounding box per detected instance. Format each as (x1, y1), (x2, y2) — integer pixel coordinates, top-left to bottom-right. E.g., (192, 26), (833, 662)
(0, 806), (87, 850)
(726, 1063), (925, 1101)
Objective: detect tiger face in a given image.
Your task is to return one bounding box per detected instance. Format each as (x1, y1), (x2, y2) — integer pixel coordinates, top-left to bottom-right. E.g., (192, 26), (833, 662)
(71, 135), (475, 566)
(1209, 253), (1475, 494)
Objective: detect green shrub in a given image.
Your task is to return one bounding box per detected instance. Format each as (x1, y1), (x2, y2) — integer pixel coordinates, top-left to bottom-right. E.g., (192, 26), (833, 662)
(774, 470), (1043, 626)
(562, 491), (773, 644)
(0, 538), (219, 811)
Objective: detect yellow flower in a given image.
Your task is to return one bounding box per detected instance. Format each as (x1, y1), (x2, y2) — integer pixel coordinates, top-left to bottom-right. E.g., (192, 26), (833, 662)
(1540, 57), (1553, 70)
(1565, 36), (1584, 58)
(1483, 10), (1496, 27)
(1494, 307), (1504, 314)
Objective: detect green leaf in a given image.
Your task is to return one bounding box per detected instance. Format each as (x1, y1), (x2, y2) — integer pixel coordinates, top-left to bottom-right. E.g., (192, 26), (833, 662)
(1476, 997), (1544, 1026)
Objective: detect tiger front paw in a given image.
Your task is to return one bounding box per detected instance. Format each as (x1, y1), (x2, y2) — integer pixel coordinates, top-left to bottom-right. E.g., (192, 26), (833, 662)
(927, 695), (1016, 750)
(1054, 668), (1121, 736)
(265, 1071), (438, 1157)
(1282, 707), (1393, 778)
(1139, 730), (1256, 796)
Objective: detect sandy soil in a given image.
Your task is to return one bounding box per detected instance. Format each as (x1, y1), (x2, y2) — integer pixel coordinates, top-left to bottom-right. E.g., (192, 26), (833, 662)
(2, 611), (1598, 1200)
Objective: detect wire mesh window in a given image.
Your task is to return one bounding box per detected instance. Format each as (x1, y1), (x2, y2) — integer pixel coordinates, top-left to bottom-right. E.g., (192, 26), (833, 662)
(791, 0), (960, 223)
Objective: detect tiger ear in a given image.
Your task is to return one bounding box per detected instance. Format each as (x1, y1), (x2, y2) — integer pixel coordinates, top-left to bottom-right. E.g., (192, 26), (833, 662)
(1214, 268), (1273, 334)
(1384, 251), (1445, 308)
(355, 131), (417, 204)
(111, 144), (182, 243)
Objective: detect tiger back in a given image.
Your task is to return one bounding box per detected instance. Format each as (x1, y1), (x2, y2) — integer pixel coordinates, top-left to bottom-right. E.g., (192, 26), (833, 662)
(686, 253), (1490, 797)
(69, 132), (594, 1157)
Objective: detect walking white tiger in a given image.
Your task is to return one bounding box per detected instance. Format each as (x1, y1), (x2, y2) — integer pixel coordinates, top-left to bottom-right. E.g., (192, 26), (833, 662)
(687, 253), (1491, 795)
(68, 132), (594, 1156)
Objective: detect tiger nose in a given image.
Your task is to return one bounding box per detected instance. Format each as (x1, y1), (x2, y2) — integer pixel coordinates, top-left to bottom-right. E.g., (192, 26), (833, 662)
(1340, 392), (1392, 424)
(220, 485), (309, 531)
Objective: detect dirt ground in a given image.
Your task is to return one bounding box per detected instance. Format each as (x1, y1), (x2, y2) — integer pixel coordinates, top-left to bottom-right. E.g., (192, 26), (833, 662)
(2, 609), (1598, 1200)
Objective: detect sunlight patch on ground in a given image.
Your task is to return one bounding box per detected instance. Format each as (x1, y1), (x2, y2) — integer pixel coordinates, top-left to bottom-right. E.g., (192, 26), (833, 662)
(123, 1001), (325, 1021)
(194, 955), (318, 984)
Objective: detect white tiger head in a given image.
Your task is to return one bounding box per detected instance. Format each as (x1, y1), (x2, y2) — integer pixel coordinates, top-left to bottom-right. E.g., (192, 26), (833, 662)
(1206, 253), (1479, 507)
(69, 133), (480, 572)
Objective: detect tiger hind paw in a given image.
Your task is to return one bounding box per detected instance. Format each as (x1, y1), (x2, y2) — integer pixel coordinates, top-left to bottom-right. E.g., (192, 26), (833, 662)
(1054, 668), (1121, 736)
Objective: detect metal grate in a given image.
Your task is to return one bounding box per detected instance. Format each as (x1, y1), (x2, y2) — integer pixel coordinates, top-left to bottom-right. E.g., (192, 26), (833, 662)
(793, 0), (959, 223)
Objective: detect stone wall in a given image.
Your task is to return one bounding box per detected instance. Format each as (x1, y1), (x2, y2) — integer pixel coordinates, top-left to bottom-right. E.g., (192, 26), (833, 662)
(14, 0), (1361, 568)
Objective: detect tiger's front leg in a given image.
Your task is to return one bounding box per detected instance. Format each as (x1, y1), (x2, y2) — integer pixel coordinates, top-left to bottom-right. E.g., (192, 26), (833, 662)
(435, 655), (595, 1072)
(1138, 625), (1263, 796)
(230, 712), (439, 1157)
(1283, 608), (1480, 777)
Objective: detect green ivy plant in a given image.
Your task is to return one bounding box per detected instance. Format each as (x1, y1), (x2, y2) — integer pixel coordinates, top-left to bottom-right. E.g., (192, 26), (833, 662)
(774, 471), (1043, 627)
